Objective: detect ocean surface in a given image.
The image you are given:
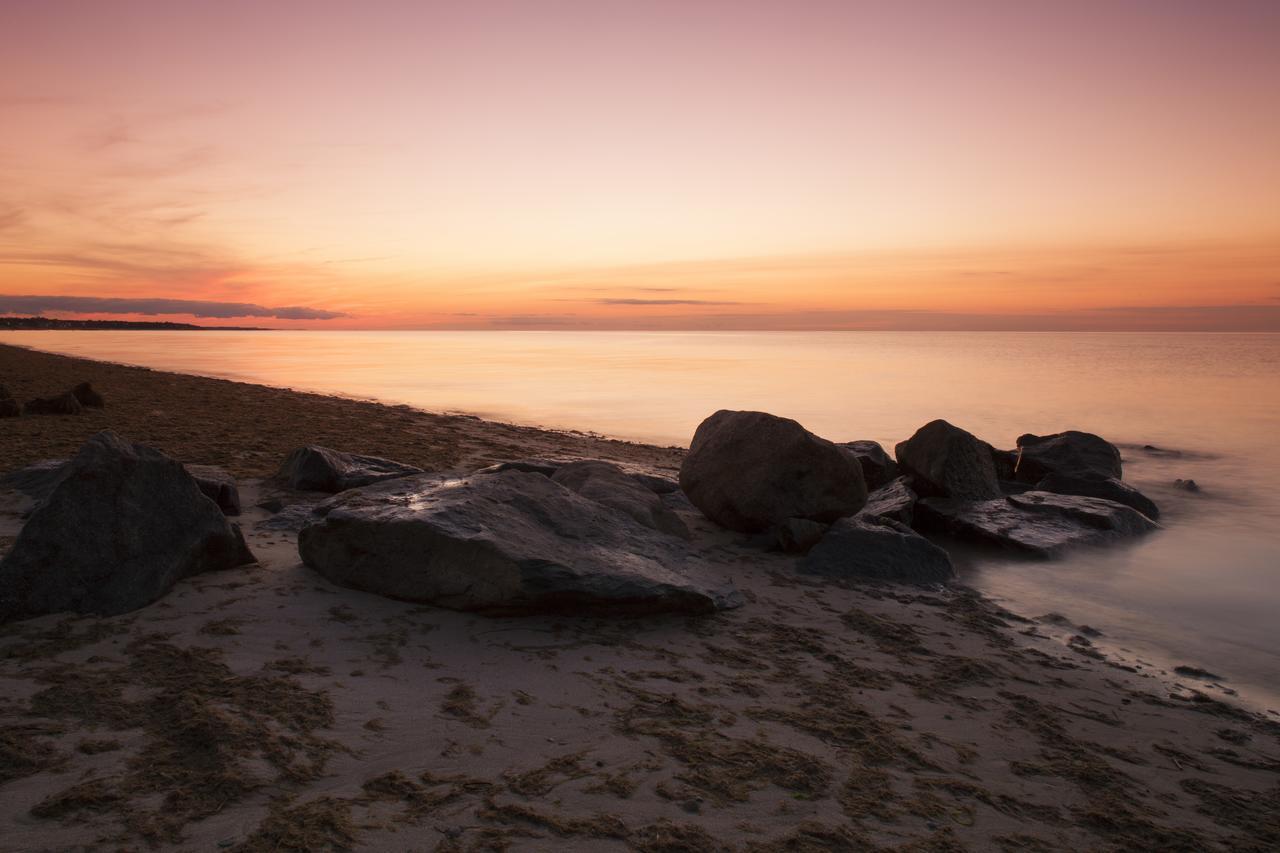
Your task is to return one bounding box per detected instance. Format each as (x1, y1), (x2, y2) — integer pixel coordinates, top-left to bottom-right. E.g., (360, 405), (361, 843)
(4, 330), (1278, 710)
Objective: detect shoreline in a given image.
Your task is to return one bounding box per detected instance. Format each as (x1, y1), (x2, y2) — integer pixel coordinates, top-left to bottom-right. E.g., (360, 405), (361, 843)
(2, 343), (1278, 850)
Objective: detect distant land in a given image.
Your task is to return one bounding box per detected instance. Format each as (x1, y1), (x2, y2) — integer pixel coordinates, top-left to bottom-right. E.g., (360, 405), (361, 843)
(0, 317), (272, 331)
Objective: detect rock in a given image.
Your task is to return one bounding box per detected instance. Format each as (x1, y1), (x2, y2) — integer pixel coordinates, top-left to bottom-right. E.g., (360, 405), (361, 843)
(800, 516), (955, 584)
(1014, 431), (1122, 483)
(299, 470), (740, 614)
(679, 410), (867, 533)
(0, 432), (256, 621)
(259, 502), (325, 532)
(858, 477), (917, 525)
(840, 440), (898, 490)
(71, 382), (105, 408)
(915, 491), (1158, 559)
(773, 517), (829, 554)
(277, 445), (423, 493)
(185, 465), (242, 516)
(1035, 472), (1159, 520)
(0, 459), (70, 504)
(24, 391), (82, 416)
(550, 460), (689, 538)
(894, 419), (1001, 501)
(1174, 479), (1200, 493)
(475, 459), (564, 477)
(986, 443), (1018, 481)
(0, 398), (18, 418)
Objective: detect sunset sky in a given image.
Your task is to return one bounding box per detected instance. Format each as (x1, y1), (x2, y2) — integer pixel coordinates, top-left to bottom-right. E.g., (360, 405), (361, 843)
(2, 0), (1278, 330)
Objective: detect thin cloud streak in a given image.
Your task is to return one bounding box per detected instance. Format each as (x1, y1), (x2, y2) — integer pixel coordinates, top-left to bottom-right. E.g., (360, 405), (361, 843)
(0, 294), (346, 320)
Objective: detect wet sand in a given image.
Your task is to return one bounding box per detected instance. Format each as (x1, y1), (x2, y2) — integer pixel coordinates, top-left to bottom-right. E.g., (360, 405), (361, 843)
(1, 342), (1278, 851)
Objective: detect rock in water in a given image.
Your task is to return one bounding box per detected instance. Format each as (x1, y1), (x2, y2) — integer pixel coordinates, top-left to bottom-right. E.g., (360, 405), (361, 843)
(0, 432), (256, 621)
(679, 410), (867, 533)
(1014, 430), (1122, 483)
(71, 382), (105, 408)
(858, 477), (917, 525)
(895, 419), (1001, 501)
(550, 460), (689, 538)
(915, 491), (1157, 559)
(24, 391), (82, 416)
(800, 516), (955, 584)
(299, 470), (740, 614)
(840, 440), (899, 490)
(1035, 472), (1159, 520)
(277, 445), (424, 493)
(185, 465), (243, 516)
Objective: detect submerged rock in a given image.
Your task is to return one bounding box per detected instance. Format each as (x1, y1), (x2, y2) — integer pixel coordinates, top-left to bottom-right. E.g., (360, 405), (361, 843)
(185, 464), (242, 516)
(1174, 478), (1201, 493)
(840, 440), (899, 490)
(1035, 472), (1159, 520)
(680, 410), (867, 533)
(0, 431), (255, 621)
(24, 391), (82, 416)
(1014, 430), (1122, 483)
(299, 470), (740, 614)
(915, 491), (1158, 559)
(858, 477), (917, 526)
(277, 445), (423, 493)
(895, 419), (1001, 501)
(550, 460), (689, 539)
(800, 515), (955, 584)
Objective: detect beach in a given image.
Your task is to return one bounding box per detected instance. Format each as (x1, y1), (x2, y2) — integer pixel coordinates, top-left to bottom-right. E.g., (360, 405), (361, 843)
(2, 342), (1278, 852)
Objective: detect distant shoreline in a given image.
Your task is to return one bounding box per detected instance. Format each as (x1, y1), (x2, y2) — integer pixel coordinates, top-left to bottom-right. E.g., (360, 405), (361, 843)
(0, 317), (272, 331)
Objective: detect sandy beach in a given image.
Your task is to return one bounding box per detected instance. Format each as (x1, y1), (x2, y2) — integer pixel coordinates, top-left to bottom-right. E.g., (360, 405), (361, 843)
(2, 342), (1278, 852)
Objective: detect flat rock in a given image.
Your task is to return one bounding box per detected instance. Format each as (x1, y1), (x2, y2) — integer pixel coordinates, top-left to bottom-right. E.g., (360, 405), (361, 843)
(841, 440), (899, 490)
(915, 491), (1158, 559)
(679, 410), (867, 533)
(858, 477), (917, 525)
(24, 391), (82, 416)
(895, 419), (1001, 501)
(277, 445), (423, 493)
(1035, 472), (1159, 520)
(800, 515), (955, 584)
(185, 464), (242, 516)
(1015, 430), (1122, 483)
(0, 431), (255, 621)
(550, 460), (689, 538)
(299, 470), (740, 614)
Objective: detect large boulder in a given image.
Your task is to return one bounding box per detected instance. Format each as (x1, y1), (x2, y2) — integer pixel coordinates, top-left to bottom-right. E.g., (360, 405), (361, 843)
(185, 465), (242, 516)
(277, 445), (423, 493)
(1014, 431), (1122, 483)
(840, 441), (899, 490)
(679, 410), (867, 533)
(71, 382), (105, 408)
(550, 461), (689, 538)
(1035, 473), (1158, 520)
(858, 477), (917, 526)
(914, 491), (1157, 559)
(24, 391), (82, 416)
(894, 420), (1001, 501)
(0, 432), (256, 621)
(800, 516), (955, 584)
(299, 470), (739, 614)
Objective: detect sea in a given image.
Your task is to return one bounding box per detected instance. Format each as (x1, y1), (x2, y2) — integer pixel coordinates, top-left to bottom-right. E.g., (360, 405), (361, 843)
(3, 329), (1277, 711)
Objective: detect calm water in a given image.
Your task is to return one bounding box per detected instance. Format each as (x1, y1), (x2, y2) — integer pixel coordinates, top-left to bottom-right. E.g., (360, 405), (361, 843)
(4, 330), (1278, 709)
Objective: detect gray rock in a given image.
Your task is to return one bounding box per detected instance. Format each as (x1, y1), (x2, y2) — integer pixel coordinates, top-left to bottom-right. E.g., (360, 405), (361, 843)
(1035, 473), (1159, 520)
(259, 502), (325, 531)
(299, 470), (740, 614)
(24, 391), (82, 416)
(71, 382), (105, 408)
(0, 459), (70, 504)
(915, 491), (1158, 559)
(895, 419), (1001, 501)
(550, 461), (689, 539)
(858, 477), (917, 525)
(0, 432), (255, 621)
(277, 445), (423, 493)
(679, 410), (867, 533)
(185, 465), (242, 516)
(475, 458), (565, 477)
(986, 443), (1018, 481)
(800, 516), (955, 584)
(841, 440), (899, 490)
(773, 517), (829, 554)
(1014, 431), (1122, 483)
(0, 387), (18, 419)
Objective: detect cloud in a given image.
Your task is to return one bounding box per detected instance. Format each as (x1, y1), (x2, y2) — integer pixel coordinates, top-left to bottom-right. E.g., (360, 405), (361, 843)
(596, 298), (743, 306)
(0, 294), (346, 320)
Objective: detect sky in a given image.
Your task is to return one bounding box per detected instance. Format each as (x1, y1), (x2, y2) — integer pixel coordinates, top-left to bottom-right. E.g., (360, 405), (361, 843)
(2, 0), (1279, 330)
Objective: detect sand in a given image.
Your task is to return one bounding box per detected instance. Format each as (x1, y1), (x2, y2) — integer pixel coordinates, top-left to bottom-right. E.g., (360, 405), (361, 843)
(1, 342), (1278, 852)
